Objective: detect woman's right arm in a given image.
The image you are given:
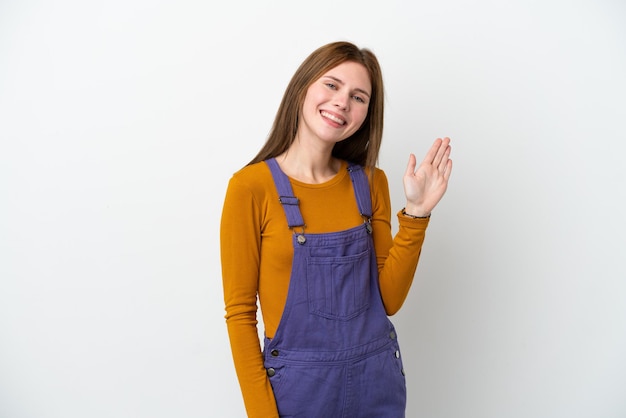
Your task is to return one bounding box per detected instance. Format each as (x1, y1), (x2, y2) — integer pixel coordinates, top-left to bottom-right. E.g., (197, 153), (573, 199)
(220, 175), (280, 418)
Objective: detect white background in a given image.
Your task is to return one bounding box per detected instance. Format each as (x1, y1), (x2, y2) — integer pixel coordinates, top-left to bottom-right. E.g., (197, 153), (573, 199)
(1, 0), (625, 417)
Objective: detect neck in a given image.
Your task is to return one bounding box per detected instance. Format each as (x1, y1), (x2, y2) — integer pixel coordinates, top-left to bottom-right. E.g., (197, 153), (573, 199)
(276, 137), (341, 184)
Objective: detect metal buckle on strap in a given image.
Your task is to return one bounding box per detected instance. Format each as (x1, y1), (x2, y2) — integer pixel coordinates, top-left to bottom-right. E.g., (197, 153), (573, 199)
(278, 196), (299, 205)
(362, 216), (373, 234)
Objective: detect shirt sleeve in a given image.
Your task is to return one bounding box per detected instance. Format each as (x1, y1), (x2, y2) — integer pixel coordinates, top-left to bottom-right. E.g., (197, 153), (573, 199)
(220, 175), (280, 418)
(370, 169), (430, 315)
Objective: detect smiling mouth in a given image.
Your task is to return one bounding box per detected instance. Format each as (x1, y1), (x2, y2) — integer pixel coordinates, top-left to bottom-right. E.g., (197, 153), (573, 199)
(321, 110), (346, 126)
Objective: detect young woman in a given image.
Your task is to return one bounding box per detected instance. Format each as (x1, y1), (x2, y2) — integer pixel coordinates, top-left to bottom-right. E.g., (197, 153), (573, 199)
(220, 41), (452, 417)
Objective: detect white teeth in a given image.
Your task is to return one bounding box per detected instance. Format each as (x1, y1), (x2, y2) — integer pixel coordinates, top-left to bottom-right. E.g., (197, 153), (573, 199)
(321, 111), (345, 125)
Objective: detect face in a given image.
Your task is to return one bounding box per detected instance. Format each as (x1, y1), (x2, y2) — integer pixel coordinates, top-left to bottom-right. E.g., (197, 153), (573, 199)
(297, 61), (371, 147)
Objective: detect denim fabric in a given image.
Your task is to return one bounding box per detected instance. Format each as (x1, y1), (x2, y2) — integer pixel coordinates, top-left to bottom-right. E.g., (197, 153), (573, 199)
(264, 159), (406, 418)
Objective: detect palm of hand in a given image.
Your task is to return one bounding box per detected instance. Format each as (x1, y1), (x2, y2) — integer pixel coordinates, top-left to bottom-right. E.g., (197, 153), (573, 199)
(403, 137), (453, 217)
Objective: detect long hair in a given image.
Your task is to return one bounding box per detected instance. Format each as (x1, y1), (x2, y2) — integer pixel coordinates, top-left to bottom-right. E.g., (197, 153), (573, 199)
(248, 41), (384, 168)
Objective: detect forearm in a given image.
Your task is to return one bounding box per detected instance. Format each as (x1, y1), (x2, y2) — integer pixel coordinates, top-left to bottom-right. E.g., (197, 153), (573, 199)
(225, 313), (279, 418)
(376, 212), (429, 315)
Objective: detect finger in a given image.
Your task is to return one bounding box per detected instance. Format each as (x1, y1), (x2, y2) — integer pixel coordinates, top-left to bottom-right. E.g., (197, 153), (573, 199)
(404, 153), (417, 176)
(442, 159), (453, 181)
(437, 144), (452, 172)
(432, 137), (451, 167)
(423, 138), (450, 166)
(422, 138), (441, 164)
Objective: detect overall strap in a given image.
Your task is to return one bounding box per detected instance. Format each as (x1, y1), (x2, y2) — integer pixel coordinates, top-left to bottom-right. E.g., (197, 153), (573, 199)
(265, 158), (305, 228)
(347, 164), (372, 219)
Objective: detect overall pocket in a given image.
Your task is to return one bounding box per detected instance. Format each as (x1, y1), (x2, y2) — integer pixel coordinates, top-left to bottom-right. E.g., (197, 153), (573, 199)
(306, 249), (371, 320)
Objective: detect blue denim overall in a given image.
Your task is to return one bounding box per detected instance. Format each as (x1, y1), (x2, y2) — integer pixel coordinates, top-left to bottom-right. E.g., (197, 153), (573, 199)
(263, 158), (406, 418)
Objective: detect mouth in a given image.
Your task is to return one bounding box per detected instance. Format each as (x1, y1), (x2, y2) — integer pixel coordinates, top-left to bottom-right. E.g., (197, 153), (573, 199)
(320, 110), (346, 126)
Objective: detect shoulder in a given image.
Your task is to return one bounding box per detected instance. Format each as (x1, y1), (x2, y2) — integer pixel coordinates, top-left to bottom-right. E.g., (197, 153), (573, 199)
(365, 166), (391, 213)
(228, 161), (274, 191)
(231, 161), (272, 183)
(364, 166), (389, 189)
(225, 161), (277, 203)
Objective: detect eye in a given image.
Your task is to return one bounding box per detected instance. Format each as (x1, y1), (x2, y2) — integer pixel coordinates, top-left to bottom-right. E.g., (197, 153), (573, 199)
(352, 95), (365, 103)
(325, 82), (337, 90)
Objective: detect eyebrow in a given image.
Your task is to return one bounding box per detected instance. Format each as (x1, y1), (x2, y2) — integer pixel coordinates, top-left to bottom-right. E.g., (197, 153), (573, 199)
(324, 75), (371, 98)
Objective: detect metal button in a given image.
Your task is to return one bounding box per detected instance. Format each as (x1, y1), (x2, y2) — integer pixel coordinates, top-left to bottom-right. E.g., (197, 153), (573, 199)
(395, 350), (400, 359)
(365, 223), (372, 234)
(401, 368), (405, 376)
(271, 349), (279, 357)
(267, 368), (276, 377)
(389, 331), (396, 340)
(297, 235), (306, 245)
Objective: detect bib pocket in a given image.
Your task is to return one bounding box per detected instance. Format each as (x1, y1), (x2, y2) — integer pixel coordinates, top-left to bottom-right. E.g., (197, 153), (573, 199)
(306, 249), (371, 320)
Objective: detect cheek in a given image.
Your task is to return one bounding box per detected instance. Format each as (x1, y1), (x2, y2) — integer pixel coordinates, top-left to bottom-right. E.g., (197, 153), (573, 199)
(305, 85), (327, 104)
(355, 107), (369, 127)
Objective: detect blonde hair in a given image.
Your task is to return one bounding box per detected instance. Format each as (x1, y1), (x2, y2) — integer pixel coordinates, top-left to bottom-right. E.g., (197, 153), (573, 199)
(249, 41), (384, 168)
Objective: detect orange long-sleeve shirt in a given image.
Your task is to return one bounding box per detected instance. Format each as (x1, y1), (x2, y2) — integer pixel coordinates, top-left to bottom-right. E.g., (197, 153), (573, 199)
(220, 160), (429, 418)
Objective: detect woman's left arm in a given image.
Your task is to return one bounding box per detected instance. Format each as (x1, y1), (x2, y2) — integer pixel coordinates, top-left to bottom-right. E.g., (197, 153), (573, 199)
(373, 137), (452, 315)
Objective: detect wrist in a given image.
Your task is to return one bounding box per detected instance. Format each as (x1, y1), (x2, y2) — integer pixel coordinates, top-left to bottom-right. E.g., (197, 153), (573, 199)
(402, 207), (430, 219)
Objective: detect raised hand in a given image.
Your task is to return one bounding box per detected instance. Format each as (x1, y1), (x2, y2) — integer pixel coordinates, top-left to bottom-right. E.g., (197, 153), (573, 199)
(402, 137), (453, 217)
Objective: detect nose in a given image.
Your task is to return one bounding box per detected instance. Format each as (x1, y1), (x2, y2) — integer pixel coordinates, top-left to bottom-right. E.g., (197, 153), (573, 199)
(333, 92), (350, 110)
